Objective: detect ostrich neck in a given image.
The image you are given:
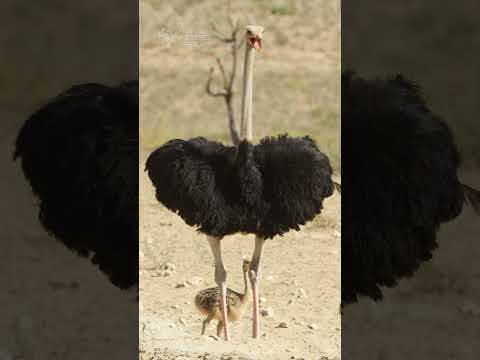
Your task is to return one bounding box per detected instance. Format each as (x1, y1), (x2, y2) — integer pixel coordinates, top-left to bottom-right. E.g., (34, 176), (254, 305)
(241, 45), (255, 141)
(243, 269), (250, 298)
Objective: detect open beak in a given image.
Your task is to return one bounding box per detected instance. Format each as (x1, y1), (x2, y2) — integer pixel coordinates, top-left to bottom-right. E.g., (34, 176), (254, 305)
(249, 36), (262, 51)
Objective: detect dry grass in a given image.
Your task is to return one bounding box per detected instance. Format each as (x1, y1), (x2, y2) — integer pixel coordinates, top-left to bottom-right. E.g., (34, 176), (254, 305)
(140, 0), (340, 171)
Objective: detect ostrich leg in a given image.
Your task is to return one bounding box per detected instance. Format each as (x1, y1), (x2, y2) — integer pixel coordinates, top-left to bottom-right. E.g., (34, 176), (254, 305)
(249, 234), (266, 338)
(201, 313), (213, 335)
(216, 321), (224, 337)
(207, 236), (230, 341)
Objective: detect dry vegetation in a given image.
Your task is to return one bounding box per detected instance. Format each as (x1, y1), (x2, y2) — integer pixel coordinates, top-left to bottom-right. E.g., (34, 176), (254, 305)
(140, 0), (340, 170)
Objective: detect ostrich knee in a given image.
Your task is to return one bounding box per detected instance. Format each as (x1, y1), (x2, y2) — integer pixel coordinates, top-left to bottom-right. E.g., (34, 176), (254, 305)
(248, 267), (260, 286)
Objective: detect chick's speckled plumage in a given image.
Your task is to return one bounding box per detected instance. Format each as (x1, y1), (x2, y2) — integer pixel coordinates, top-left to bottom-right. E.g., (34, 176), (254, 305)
(195, 287), (249, 322)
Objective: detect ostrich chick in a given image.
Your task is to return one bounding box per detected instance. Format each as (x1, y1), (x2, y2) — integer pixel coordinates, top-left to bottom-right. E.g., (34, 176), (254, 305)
(195, 259), (251, 337)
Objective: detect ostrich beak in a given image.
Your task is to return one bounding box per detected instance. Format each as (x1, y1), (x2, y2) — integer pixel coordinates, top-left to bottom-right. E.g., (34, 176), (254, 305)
(249, 36), (262, 51)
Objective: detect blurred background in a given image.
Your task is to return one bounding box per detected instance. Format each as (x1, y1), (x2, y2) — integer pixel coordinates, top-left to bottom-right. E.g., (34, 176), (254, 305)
(343, 0), (480, 166)
(0, 1), (137, 359)
(343, 1), (480, 359)
(139, 1), (340, 359)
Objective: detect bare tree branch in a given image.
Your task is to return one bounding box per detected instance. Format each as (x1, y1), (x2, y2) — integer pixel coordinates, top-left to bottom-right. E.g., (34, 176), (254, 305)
(210, 22), (233, 43)
(205, 67), (227, 97)
(215, 57), (228, 89)
(205, 13), (243, 145)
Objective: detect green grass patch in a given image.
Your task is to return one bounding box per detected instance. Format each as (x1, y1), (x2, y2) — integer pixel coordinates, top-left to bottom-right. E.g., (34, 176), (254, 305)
(271, 3), (296, 15)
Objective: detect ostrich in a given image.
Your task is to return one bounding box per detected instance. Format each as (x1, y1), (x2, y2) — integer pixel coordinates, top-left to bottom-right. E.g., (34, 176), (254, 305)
(146, 25), (338, 340)
(341, 71), (480, 305)
(195, 259), (251, 337)
(14, 80), (139, 289)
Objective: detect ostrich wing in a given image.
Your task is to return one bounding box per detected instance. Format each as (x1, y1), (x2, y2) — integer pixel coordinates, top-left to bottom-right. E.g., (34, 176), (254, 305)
(92, 83), (139, 288)
(254, 135), (335, 238)
(341, 72), (471, 303)
(145, 137), (239, 236)
(14, 81), (139, 289)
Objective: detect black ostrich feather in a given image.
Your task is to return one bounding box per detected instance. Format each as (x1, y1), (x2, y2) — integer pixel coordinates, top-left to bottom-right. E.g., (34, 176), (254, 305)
(145, 134), (335, 239)
(14, 80), (139, 289)
(342, 71), (480, 304)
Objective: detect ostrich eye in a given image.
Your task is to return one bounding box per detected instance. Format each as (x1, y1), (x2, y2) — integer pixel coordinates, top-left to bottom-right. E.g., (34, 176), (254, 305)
(247, 30), (252, 35)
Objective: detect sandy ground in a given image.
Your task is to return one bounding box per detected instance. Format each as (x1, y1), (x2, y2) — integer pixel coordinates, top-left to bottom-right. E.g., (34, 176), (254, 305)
(1, 116), (138, 360)
(342, 170), (480, 360)
(139, 152), (341, 360)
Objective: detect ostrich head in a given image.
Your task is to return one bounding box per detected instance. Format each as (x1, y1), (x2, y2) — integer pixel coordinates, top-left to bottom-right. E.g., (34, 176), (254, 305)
(245, 25), (264, 50)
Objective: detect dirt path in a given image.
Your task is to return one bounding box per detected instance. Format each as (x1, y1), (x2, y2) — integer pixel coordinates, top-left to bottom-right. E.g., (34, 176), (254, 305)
(139, 155), (341, 360)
